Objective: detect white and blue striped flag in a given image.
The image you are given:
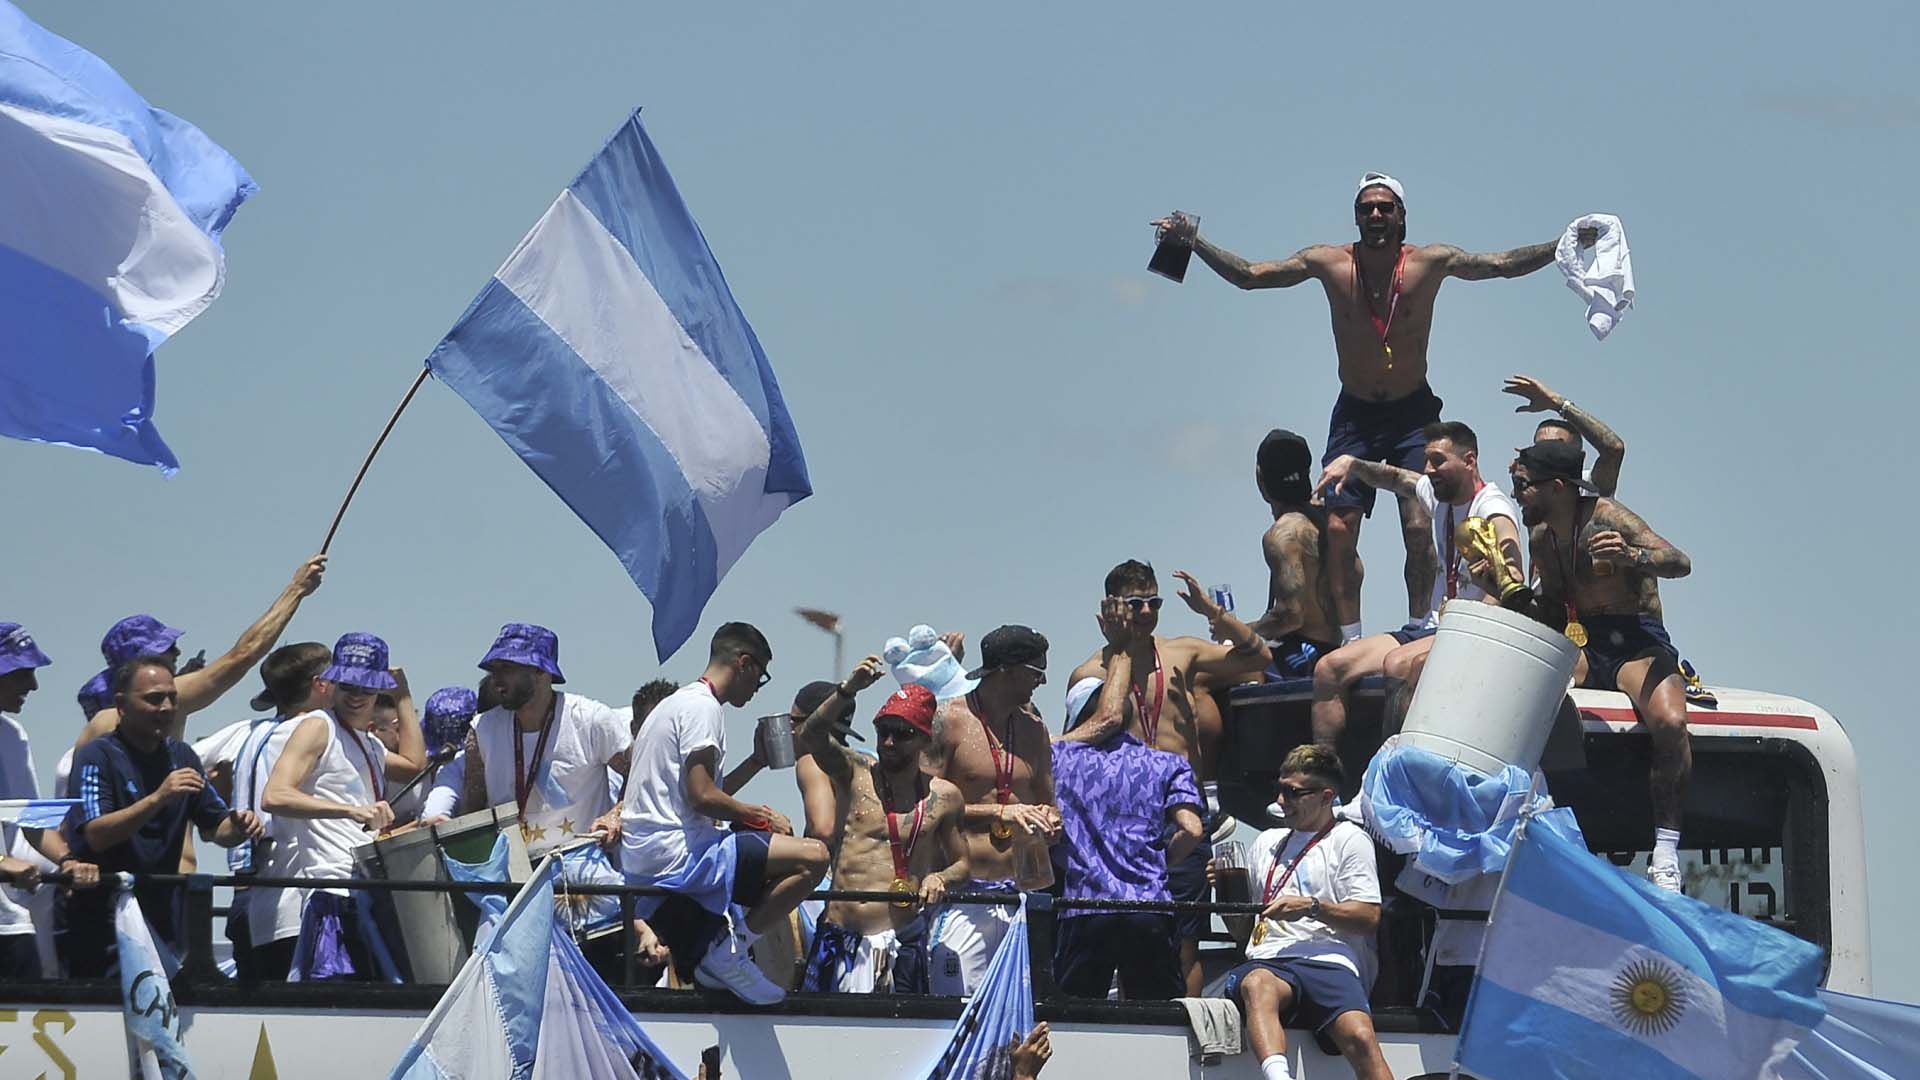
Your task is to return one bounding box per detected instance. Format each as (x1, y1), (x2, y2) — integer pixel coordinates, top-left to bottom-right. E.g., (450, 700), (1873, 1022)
(389, 855), (687, 1080)
(113, 879), (195, 1080)
(0, 797), (78, 828)
(922, 895), (1034, 1080)
(1458, 816), (1827, 1080)
(0, 2), (256, 473)
(427, 110), (811, 660)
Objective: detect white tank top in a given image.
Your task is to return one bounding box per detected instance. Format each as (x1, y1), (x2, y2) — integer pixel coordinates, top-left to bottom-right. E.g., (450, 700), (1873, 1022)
(280, 709), (387, 898)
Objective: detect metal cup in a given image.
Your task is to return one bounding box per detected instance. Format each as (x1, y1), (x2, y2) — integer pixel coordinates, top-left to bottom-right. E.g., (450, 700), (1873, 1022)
(757, 713), (797, 769)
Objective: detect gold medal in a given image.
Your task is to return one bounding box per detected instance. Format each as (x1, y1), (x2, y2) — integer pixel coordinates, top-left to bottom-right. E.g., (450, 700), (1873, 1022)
(1250, 922), (1267, 946)
(1564, 619), (1589, 648)
(990, 816), (1014, 841)
(889, 876), (916, 909)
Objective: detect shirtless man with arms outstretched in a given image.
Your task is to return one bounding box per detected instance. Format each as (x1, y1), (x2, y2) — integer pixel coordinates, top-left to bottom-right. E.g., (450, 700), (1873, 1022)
(1157, 175), (1581, 642)
(928, 624), (1062, 996)
(797, 681), (968, 994)
(1063, 562), (1271, 995)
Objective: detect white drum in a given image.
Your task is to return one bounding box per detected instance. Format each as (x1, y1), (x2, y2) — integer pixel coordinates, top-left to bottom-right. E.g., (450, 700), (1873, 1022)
(1398, 602), (1578, 778)
(353, 804), (533, 983)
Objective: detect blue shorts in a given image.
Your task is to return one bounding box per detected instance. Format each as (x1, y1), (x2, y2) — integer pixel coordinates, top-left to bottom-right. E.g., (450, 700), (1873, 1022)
(730, 829), (772, 905)
(1266, 633), (1340, 679)
(1389, 624), (1437, 647)
(1055, 912), (1181, 1000)
(1225, 955), (1372, 1033)
(1322, 382), (1444, 516)
(1577, 615), (1680, 692)
(1165, 842), (1211, 943)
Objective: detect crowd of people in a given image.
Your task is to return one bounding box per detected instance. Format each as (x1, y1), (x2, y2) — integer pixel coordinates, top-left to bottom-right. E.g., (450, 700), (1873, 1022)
(0, 174), (1708, 1080)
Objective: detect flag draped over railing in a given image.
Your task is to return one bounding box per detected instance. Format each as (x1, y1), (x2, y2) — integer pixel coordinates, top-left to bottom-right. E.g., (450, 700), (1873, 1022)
(0, 1), (256, 473)
(921, 896), (1034, 1080)
(427, 109), (811, 660)
(114, 879), (196, 1080)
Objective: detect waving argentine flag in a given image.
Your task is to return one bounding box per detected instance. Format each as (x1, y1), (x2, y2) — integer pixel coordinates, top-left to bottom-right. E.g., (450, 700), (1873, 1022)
(0, 3), (256, 473)
(428, 110), (811, 661)
(1458, 817), (1827, 1080)
(389, 855), (687, 1080)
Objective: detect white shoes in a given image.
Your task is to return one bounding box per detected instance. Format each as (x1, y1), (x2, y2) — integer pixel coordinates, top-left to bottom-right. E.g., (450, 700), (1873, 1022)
(1648, 863), (1683, 893)
(694, 929), (786, 1005)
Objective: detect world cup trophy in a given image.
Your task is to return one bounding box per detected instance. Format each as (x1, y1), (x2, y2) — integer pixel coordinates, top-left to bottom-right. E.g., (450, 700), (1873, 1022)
(1455, 516), (1534, 610)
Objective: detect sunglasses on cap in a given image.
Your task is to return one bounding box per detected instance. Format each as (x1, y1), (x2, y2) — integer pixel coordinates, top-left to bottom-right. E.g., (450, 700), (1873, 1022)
(1112, 595), (1164, 613)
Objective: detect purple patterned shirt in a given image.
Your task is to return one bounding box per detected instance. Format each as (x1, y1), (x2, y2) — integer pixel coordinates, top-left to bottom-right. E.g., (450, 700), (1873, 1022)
(1050, 732), (1201, 919)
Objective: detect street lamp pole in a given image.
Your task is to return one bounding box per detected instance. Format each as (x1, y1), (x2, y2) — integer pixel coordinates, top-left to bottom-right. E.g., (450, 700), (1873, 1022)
(794, 607), (845, 679)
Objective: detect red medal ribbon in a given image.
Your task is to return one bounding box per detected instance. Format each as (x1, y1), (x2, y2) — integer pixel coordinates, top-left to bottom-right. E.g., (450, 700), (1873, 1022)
(1354, 244), (1411, 360)
(1261, 823), (1336, 906)
(1130, 646), (1167, 746)
(878, 769), (928, 881)
(1546, 502), (1595, 629)
(512, 695), (559, 817)
(969, 692), (1016, 805)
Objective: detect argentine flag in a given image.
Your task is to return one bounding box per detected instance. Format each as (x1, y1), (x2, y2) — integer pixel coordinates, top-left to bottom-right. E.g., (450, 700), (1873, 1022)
(0, 3), (256, 473)
(428, 110), (811, 661)
(922, 896), (1034, 1080)
(1458, 817), (1826, 1080)
(0, 797), (78, 828)
(389, 855), (687, 1080)
(113, 879), (195, 1079)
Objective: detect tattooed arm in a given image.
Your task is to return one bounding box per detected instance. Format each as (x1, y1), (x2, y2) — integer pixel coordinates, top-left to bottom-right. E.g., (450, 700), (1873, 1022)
(1253, 520), (1314, 639)
(1591, 500), (1692, 579)
(1317, 455), (1426, 502)
(1433, 241), (1558, 281)
(1503, 375), (1627, 496)
(1189, 237), (1333, 290)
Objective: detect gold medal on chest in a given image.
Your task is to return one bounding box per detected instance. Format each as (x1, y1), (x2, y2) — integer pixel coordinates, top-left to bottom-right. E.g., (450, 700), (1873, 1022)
(990, 817), (1014, 841)
(889, 876), (916, 909)
(1564, 619), (1589, 648)
(1250, 922), (1268, 946)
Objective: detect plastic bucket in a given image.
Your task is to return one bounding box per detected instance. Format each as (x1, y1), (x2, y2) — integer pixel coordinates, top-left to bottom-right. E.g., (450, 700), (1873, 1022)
(1398, 603), (1578, 778)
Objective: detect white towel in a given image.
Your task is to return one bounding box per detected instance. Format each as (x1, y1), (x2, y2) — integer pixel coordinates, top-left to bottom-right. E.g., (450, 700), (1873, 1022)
(1557, 213), (1634, 340)
(1177, 996), (1244, 1062)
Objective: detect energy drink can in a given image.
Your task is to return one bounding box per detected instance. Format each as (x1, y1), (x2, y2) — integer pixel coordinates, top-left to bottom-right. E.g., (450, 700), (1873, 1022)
(1210, 584), (1234, 612)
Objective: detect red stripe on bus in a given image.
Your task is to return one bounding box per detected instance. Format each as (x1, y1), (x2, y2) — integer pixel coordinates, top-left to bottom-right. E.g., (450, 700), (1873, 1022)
(1580, 708), (1818, 731)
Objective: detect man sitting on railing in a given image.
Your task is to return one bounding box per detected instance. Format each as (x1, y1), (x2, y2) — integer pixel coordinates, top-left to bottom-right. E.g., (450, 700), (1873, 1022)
(261, 634), (427, 980)
(62, 657), (265, 978)
(1220, 746), (1391, 1080)
(796, 683), (968, 994)
(929, 625), (1063, 996)
(1050, 677), (1204, 1000)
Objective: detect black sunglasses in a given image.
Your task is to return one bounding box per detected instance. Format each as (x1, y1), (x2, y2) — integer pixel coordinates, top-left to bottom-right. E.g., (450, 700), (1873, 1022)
(1277, 783), (1328, 800)
(1356, 201), (1400, 217)
(741, 653), (772, 688)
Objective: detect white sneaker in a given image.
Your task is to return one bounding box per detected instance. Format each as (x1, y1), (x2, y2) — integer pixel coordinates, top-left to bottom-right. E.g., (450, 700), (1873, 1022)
(694, 932), (786, 1004)
(1649, 864), (1683, 893)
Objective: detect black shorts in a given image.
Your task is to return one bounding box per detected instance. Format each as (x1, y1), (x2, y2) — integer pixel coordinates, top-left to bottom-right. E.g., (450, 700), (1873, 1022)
(1577, 615), (1679, 692)
(1054, 912), (1181, 1000)
(0, 934), (41, 979)
(1321, 382), (1444, 516)
(1225, 955), (1372, 1033)
(1165, 842), (1211, 943)
(730, 829), (773, 905)
(1389, 624), (1437, 647)
(1266, 633), (1340, 679)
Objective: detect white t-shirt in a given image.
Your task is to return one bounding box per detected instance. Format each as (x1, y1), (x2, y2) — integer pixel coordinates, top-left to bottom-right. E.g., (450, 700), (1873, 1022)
(192, 719), (254, 775)
(230, 715), (302, 946)
(620, 682), (726, 880)
(1, 717), (42, 935)
(1244, 821), (1381, 982)
(52, 747), (73, 803)
(418, 693), (627, 858)
(1415, 476), (1525, 625)
(278, 711), (388, 917)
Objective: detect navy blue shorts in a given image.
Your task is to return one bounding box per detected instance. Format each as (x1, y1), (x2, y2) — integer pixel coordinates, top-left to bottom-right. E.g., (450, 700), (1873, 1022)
(1225, 955), (1372, 1032)
(1266, 633), (1340, 679)
(1322, 382), (1444, 516)
(1389, 624), (1437, 647)
(1054, 912), (1181, 1000)
(731, 829), (772, 905)
(1577, 615), (1680, 692)
(1165, 842), (1211, 943)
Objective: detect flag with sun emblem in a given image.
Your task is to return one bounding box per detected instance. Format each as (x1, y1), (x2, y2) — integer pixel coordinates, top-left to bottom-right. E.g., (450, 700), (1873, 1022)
(1457, 816), (1826, 1079)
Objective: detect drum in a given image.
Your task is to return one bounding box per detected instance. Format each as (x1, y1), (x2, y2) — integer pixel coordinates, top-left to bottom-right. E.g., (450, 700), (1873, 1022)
(353, 804), (533, 983)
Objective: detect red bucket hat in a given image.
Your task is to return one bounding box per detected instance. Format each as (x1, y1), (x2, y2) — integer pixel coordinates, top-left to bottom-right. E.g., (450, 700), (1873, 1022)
(874, 684), (937, 736)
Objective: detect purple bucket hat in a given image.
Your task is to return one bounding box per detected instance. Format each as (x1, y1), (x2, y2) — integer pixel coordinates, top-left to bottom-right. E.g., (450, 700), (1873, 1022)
(78, 670), (114, 718)
(421, 686), (479, 752)
(320, 633), (399, 692)
(0, 623), (52, 677)
(478, 623), (565, 684)
(100, 614), (185, 665)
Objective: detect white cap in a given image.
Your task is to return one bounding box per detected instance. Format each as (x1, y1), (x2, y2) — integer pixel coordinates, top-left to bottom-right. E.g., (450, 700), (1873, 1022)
(1063, 677), (1104, 733)
(1356, 172), (1405, 205)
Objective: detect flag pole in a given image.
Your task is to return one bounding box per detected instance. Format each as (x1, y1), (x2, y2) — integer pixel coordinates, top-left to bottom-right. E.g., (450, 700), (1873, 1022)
(320, 366), (432, 554)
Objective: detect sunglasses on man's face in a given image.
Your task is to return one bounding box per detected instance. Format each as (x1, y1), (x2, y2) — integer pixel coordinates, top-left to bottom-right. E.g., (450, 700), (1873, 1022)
(1114, 595), (1164, 613)
(874, 723), (922, 743)
(740, 654), (772, 689)
(1356, 201), (1399, 217)
(1277, 783), (1328, 800)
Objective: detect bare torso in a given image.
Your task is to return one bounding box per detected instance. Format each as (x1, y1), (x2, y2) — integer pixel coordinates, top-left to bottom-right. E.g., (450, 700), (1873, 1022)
(1264, 511), (1341, 645)
(1531, 498), (1666, 620)
(934, 698), (1055, 889)
(1309, 242), (1452, 401)
(1068, 635), (1222, 780)
(817, 751), (963, 934)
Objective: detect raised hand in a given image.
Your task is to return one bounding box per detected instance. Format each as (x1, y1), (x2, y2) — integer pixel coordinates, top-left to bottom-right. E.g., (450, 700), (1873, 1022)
(939, 631), (966, 664)
(291, 554), (327, 596)
(845, 654), (886, 694)
(1503, 374), (1563, 413)
(1097, 596), (1136, 648)
(1171, 570), (1218, 620)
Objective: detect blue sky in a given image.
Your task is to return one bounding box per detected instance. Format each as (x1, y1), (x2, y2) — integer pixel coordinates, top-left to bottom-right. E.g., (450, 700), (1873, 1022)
(7, 2), (1916, 994)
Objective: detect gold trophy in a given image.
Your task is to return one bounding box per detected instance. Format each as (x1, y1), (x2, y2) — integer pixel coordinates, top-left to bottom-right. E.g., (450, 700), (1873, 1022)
(1454, 516), (1534, 610)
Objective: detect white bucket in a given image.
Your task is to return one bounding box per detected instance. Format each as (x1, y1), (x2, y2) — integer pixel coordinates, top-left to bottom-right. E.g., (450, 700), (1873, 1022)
(1397, 602), (1578, 778)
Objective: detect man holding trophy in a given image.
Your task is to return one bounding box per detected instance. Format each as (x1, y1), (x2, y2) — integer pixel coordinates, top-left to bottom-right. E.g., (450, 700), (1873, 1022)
(1151, 175), (1577, 648)
(1309, 421), (1526, 746)
(1505, 440), (1695, 891)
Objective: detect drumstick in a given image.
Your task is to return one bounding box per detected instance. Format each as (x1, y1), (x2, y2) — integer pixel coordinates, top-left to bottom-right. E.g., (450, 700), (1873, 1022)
(385, 743), (459, 809)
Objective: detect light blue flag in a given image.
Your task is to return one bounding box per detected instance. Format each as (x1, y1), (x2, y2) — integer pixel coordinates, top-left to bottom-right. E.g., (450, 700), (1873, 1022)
(1458, 816), (1827, 1080)
(0, 797), (79, 828)
(1359, 734), (1585, 883)
(1781, 989), (1920, 1079)
(0, 2), (256, 473)
(427, 109), (811, 660)
(390, 855), (688, 1080)
(922, 896), (1034, 1080)
(113, 880), (195, 1079)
